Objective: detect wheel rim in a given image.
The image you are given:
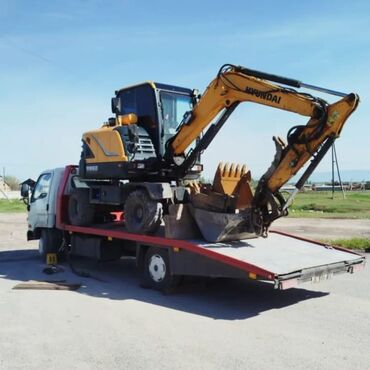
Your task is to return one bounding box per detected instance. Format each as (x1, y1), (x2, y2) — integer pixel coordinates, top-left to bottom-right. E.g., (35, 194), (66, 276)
(134, 205), (144, 221)
(148, 254), (166, 282)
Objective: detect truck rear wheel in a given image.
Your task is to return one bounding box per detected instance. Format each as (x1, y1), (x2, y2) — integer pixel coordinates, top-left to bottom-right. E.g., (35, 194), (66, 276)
(124, 189), (162, 234)
(141, 247), (179, 292)
(39, 228), (63, 262)
(68, 188), (95, 226)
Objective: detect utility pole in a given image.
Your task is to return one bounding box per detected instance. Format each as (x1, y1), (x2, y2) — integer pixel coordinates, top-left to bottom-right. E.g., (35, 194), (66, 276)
(331, 143), (345, 199)
(0, 166), (9, 201)
(331, 146), (335, 199)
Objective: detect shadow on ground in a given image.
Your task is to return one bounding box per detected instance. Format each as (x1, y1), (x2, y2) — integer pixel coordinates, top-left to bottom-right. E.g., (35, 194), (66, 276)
(0, 248), (328, 320)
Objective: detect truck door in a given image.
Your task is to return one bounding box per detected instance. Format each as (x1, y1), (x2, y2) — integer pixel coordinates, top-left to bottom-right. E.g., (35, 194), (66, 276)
(29, 172), (53, 229)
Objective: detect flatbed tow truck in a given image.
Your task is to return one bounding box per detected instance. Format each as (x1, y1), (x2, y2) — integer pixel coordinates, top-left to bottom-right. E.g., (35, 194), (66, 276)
(23, 166), (365, 292)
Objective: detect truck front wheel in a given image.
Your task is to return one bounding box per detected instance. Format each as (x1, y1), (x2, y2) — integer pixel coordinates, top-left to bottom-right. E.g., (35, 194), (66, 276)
(39, 229), (63, 262)
(141, 247), (180, 292)
(124, 189), (162, 234)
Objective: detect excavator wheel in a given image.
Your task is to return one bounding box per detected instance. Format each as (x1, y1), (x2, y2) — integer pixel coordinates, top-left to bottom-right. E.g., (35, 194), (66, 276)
(124, 189), (163, 234)
(68, 188), (95, 226)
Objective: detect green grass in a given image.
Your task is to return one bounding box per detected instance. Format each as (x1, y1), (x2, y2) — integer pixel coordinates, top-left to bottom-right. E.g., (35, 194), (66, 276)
(288, 191), (370, 219)
(1, 190), (370, 219)
(321, 237), (370, 252)
(0, 199), (27, 213)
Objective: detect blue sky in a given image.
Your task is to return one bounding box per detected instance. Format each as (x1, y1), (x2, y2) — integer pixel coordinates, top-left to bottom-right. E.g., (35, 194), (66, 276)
(1, 0), (369, 182)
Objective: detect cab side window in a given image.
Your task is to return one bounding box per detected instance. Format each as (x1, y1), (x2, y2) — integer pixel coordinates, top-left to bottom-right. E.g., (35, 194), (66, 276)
(31, 173), (52, 202)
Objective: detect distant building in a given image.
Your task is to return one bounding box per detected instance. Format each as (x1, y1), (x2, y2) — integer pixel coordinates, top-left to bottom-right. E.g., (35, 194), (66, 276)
(281, 184), (311, 193)
(0, 176), (11, 192)
(312, 184), (350, 192)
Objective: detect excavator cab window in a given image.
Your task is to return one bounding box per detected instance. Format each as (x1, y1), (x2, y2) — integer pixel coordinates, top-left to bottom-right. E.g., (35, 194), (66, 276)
(118, 86), (157, 121)
(160, 91), (193, 153)
(160, 92), (192, 133)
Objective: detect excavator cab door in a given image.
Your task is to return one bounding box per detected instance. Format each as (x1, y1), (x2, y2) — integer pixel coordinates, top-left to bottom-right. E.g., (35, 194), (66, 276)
(114, 84), (160, 156)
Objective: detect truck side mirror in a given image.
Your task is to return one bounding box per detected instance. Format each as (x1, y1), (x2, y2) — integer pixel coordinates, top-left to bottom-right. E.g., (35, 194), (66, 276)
(20, 183), (30, 198)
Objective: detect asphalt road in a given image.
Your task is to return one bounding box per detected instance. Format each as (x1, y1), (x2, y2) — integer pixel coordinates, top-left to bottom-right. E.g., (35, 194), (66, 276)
(274, 217), (370, 240)
(0, 214), (369, 370)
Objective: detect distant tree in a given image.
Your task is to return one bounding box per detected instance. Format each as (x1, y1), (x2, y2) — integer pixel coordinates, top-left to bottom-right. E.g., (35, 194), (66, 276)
(4, 176), (20, 190)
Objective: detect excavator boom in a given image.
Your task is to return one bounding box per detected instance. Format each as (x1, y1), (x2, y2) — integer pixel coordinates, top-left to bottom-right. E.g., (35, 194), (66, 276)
(169, 65), (324, 157)
(166, 64), (359, 238)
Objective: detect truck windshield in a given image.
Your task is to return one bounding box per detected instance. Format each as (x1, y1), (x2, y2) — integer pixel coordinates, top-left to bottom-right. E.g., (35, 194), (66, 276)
(160, 92), (193, 135)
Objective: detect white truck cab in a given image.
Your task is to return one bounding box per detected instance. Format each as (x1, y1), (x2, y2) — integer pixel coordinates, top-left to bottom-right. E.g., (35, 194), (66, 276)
(22, 168), (65, 260)
(26, 168), (64, 238)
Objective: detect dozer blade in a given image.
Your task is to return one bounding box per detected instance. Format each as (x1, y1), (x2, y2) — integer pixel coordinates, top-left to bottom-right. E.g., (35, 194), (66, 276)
(189, 205), (257, 243)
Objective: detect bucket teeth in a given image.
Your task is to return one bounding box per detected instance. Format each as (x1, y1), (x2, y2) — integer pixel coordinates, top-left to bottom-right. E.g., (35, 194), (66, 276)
(218, 162), (249, 179)
(213, 161), (252, 196)
(223, 163), (228, 176)
(230, 163), (236, 177)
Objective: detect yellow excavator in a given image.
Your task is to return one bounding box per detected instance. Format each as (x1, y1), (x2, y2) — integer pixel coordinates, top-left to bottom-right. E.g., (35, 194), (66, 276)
(71, 64), (359, 242)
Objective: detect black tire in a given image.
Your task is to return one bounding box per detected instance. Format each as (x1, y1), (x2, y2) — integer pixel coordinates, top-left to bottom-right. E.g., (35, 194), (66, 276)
(141, 247), (179, 292)
(39, 228), (63, 262)
(124, 189), (163, 234)
(68, 188), (95, 226)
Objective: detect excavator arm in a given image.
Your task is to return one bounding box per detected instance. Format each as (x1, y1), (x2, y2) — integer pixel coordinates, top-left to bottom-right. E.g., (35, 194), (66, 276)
(166, 64), (359, 237)
(170, 65), (322, 156)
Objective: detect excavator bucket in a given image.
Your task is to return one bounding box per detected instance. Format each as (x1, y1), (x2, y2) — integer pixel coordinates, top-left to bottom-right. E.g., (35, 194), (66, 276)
(189, 205), (256, 242)
(190, 162), (257, 242)
(213, 162), (250, 194)
(213, 162), (254, 210)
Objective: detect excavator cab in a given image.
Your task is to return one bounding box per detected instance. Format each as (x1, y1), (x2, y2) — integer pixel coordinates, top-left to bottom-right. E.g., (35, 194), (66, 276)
(80, 82), (198, 180)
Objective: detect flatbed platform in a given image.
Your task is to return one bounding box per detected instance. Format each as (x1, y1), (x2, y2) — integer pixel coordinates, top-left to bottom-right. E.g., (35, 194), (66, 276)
(195, 231), (365, 287)
(62, 221), (365, 289)
(196, 231), (363, 275)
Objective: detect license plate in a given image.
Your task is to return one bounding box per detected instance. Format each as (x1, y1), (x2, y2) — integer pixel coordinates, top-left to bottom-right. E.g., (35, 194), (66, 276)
(312, 271), (333, 283)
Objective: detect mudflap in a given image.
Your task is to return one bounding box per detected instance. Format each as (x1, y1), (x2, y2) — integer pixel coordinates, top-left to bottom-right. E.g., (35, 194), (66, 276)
(189, 205), (258, 243)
